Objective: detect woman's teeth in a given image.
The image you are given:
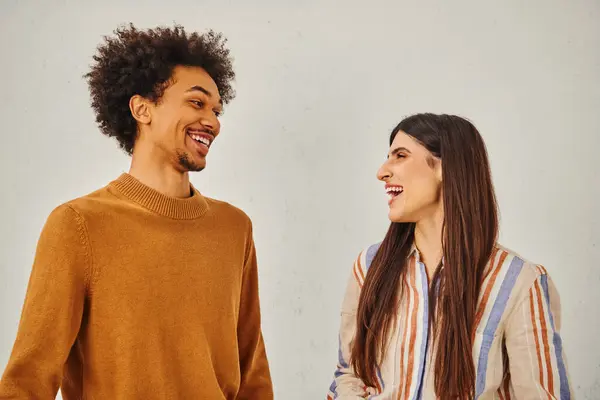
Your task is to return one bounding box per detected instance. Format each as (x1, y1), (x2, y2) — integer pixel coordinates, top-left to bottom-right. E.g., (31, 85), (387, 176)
(386, 186), (403, 200)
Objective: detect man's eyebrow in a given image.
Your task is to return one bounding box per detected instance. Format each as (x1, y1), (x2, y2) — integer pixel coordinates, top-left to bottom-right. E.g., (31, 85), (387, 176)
(186, 85), (223, 105)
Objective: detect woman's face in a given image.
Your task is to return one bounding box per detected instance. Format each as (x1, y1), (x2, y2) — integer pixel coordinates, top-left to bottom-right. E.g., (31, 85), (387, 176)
(377, 131), (443, 223)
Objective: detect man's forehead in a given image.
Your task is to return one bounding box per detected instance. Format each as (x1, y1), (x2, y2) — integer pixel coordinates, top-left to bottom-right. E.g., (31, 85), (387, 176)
(166, 69), (220, 104)
(172, 67), (218, 90)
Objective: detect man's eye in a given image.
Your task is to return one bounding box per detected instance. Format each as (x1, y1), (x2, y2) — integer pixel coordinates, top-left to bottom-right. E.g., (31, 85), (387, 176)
(190, 100), (204, 108)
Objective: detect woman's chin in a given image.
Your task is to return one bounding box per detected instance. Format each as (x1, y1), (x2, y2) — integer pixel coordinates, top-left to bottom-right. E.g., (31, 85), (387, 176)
(388, 205), (419, 224)
(388, 210), (407, 223)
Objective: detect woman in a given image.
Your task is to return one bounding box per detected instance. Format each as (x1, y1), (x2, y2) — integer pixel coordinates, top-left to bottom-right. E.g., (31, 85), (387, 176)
(327, 114), (571, 399)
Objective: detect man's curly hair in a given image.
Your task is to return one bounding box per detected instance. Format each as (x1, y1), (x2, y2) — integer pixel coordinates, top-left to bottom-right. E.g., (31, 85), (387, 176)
(85, 23), (235, 154)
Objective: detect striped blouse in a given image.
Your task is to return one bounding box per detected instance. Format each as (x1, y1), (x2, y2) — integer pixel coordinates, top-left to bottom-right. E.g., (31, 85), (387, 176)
(327, 243), (572, 399)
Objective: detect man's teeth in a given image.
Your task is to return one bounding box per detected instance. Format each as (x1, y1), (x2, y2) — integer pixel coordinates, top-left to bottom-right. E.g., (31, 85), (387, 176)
(189, 133), (210, 147)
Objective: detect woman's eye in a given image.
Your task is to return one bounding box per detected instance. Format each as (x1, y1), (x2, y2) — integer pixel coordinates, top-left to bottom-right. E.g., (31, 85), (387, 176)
(191, 100), (204, 108)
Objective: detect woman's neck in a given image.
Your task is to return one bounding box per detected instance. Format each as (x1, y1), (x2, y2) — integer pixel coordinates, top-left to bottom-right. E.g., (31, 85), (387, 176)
(414, 207), (444, 279)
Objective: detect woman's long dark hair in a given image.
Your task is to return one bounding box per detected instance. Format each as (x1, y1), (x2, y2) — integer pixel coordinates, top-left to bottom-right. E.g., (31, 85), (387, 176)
(350, 113), (498, 399)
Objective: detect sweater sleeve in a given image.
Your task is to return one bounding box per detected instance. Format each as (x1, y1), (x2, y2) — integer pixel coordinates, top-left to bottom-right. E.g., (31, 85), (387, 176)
(504, 267), (573, 399)
(0, 204), (90, 399)
(236, 227), (273, 399)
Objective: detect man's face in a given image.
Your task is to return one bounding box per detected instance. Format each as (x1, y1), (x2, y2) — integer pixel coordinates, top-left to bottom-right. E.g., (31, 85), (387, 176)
(136, 66), (223, 172)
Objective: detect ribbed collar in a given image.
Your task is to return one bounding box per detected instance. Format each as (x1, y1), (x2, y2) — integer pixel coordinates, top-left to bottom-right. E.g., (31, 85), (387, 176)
(110, 173), (209, 220)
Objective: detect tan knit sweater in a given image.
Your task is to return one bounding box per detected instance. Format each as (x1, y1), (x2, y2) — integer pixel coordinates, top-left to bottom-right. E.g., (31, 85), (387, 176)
(0, 173), (273, 399)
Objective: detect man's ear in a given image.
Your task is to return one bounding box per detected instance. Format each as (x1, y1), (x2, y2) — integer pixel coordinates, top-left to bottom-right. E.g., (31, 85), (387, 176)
(129, 95), (152, 125)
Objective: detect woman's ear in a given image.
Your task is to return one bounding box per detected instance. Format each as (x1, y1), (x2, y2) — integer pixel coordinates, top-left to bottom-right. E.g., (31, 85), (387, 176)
(435, 159), (443, 182)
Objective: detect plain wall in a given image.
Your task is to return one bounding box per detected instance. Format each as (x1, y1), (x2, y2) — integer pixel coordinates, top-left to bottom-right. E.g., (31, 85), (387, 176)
(1, 0), (599, 398)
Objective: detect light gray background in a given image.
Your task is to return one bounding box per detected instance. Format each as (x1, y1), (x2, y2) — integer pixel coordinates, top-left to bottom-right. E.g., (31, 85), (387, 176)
(1, 0), (599, 398)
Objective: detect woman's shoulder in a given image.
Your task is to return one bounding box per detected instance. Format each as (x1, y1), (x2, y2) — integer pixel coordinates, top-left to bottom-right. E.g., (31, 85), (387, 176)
(363, 242), (382, 271)
(485, 243), (553, 307)
(346, 242), (382, 289)
(492, 242), (549, 276)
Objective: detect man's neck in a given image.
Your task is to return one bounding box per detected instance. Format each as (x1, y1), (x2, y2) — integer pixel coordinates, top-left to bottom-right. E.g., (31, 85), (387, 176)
(129, 148), (192, 199)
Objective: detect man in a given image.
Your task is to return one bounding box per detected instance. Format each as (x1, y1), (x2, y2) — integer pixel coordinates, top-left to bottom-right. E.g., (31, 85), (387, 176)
(0, 24), (273, 399)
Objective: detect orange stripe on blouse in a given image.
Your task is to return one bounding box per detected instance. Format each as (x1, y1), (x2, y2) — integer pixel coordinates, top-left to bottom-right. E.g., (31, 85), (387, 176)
(352, 261), (362, 287)
(398, 259), (414, 400)
(536, 265), (547, 275)
(403, 260), (420, 400)
(529, 286), (546, 393)
(534, 279), (555, 397)
(357, 255), (366, 283)
(473, 248), (507, 340)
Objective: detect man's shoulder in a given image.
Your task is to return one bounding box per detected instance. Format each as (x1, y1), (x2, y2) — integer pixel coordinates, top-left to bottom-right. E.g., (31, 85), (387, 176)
(37, 185), (111, 239)
(63, 184), (117, 215)
(44, 184), (117, 226)
(205, 196), (252, 225)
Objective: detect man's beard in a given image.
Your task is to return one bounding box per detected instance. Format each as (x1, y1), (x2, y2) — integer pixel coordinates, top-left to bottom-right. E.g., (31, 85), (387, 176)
(177, 150), (204, 172)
